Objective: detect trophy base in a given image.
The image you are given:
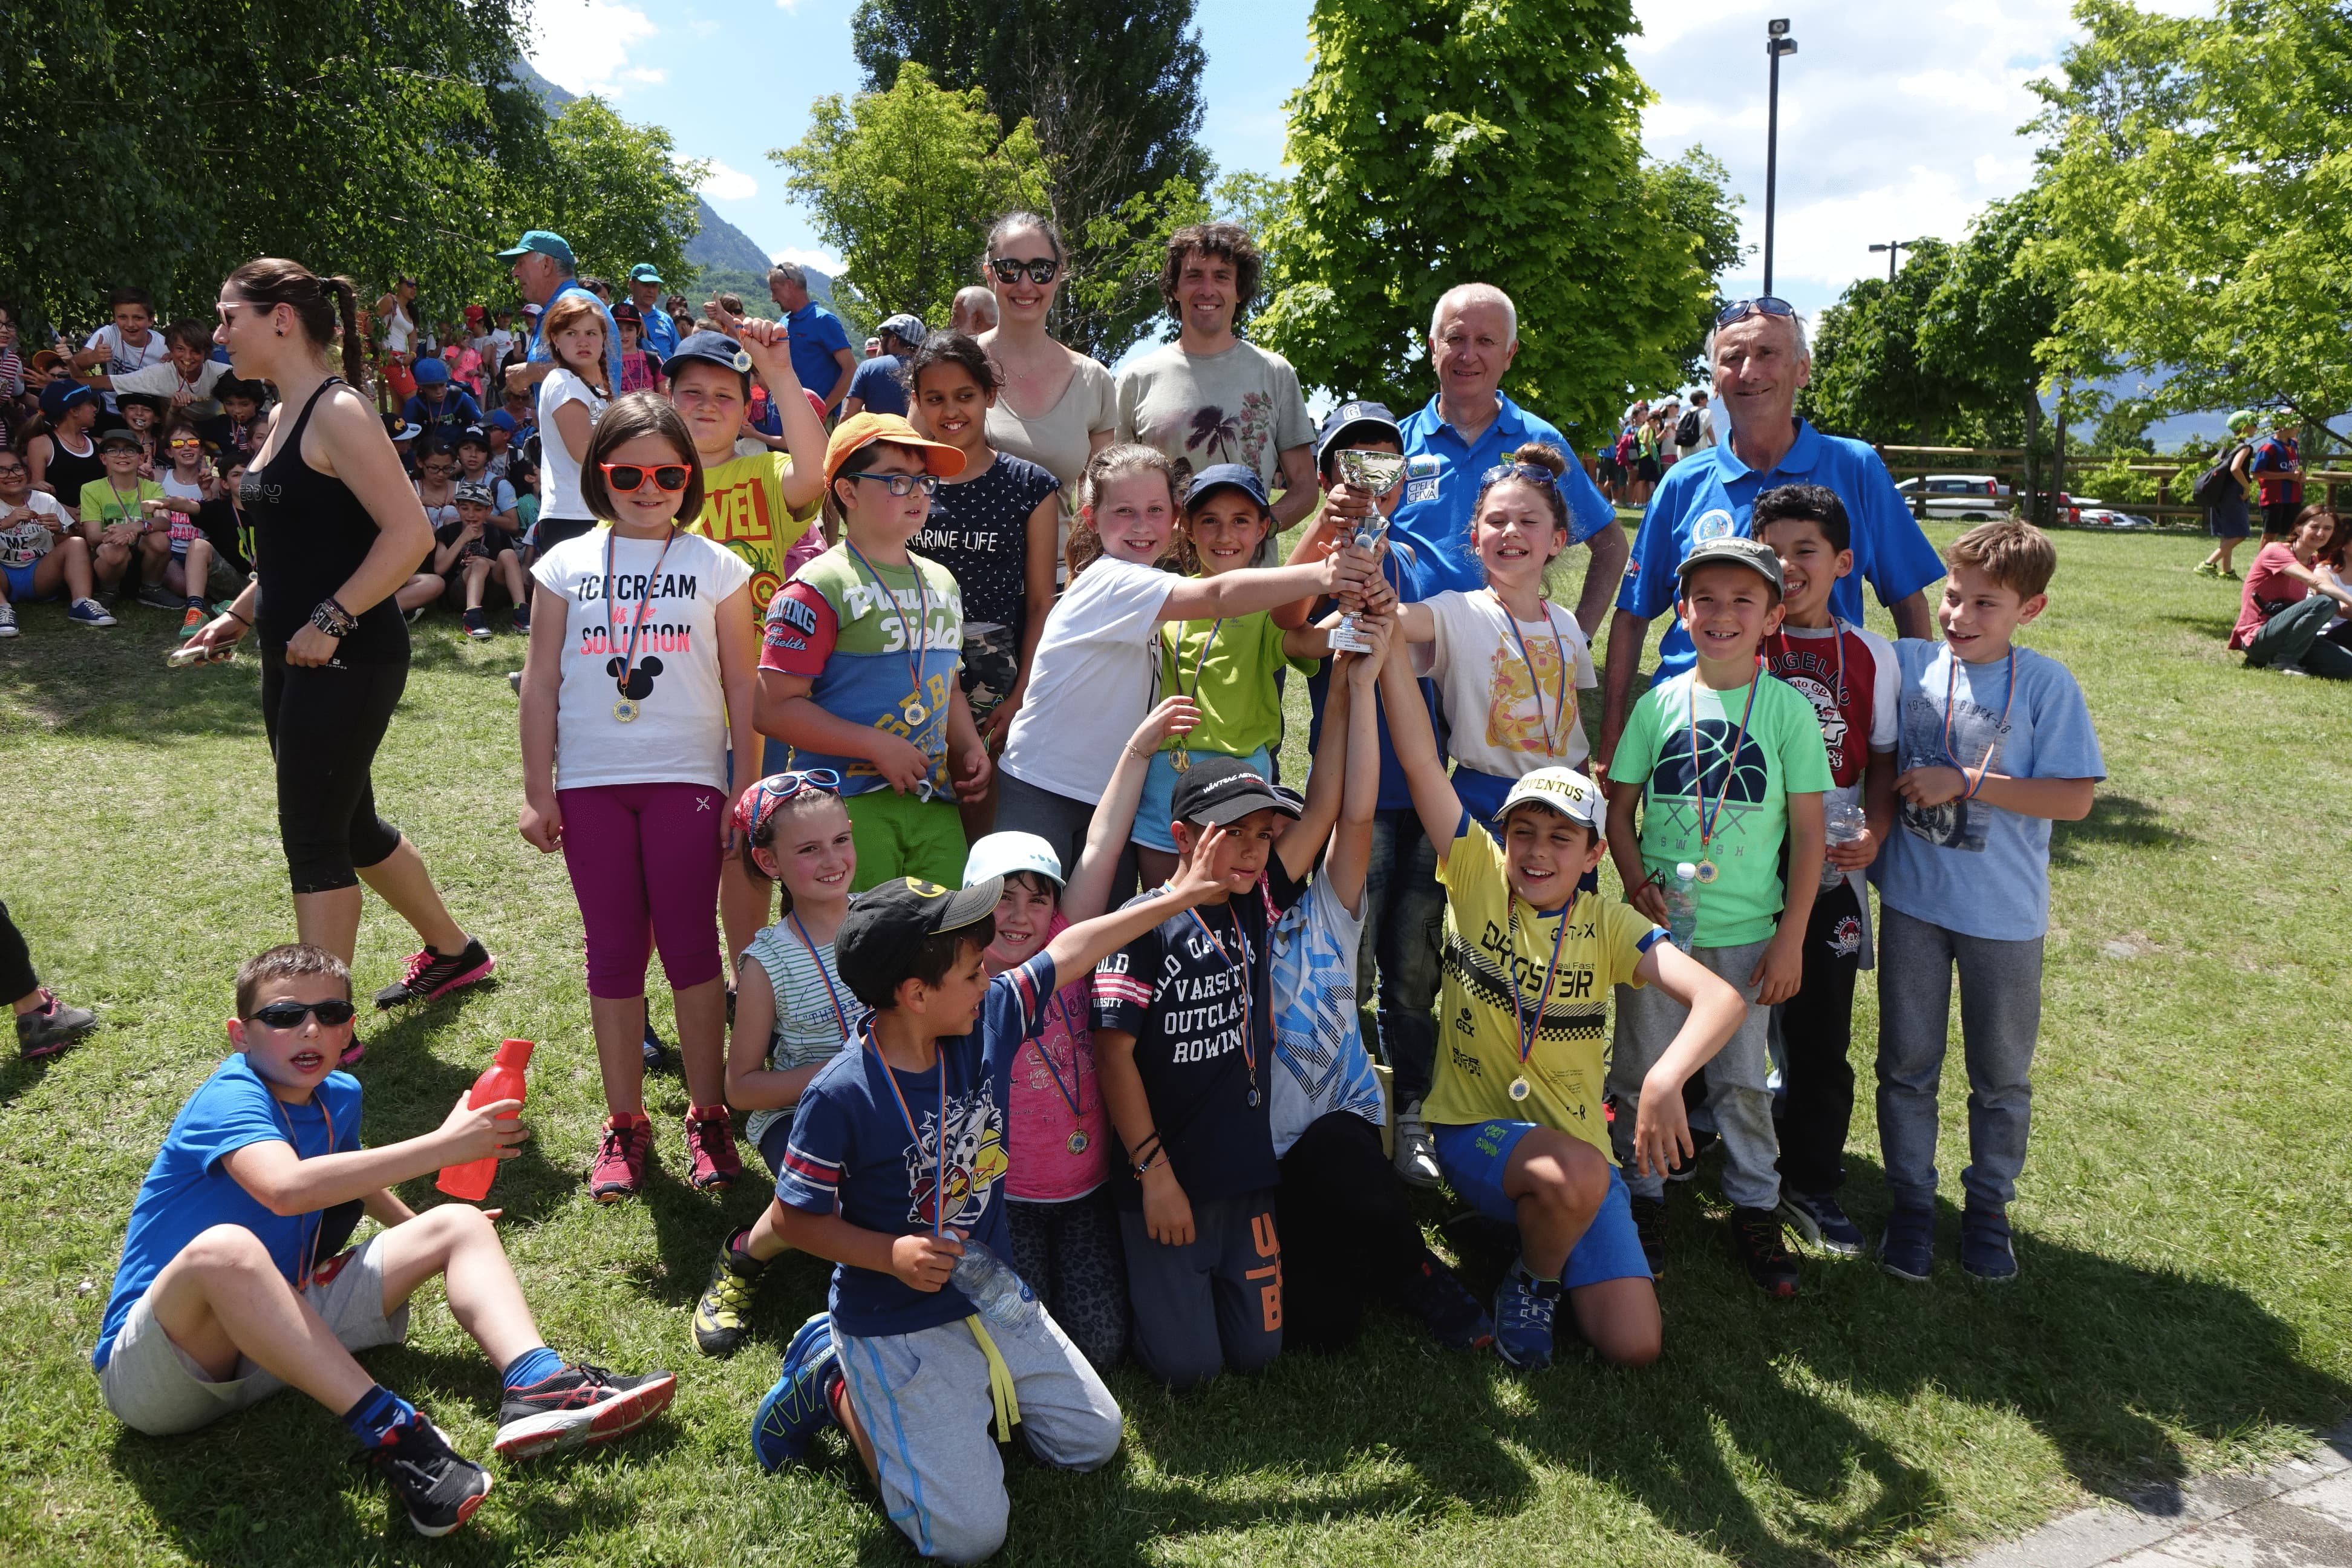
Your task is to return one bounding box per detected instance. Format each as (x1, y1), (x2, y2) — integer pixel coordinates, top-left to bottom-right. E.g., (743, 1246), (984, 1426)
(1329, 621), (1373, 654)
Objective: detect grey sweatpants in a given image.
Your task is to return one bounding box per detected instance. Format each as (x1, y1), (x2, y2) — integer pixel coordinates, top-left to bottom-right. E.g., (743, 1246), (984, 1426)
(833, 1308), (1122, 1563)
(1875, 904), (2043, 1214)
(1609, 938), (1780, 1209)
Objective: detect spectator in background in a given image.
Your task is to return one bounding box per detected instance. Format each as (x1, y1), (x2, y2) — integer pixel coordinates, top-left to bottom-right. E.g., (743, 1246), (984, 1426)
(840, 315), (922, 420)
(580, 275), (613, 304)
(2195, 410), (2259, 580)
(862, 337), (881, 359)
(0, 445), (111, 633)
(625, 265), (678, 361)
(486, 306), (517, 368)
(371, 275), (419, 378)
(80, 319), (232, 431)
(496, 230), (621, 400)
(28, 382), (106, 500)
(1675, 390), (1716, 463)
(401, 358), (482, 448)
(71, 288), (170, 412)
(612, 304), (665, 395)
(950, 286), (999, 337)
(978, 213), (1116, 516)
(218, 378), (267, 467)
(452, 426), (518, 530)
(485, 410), (521, 480)
(441, 327), (486, 402)
(2250, 412), (2304, 543)
(0, 302), (24, 407)
(2230, 506), (2352, 678)
(767, 261), (857, 414)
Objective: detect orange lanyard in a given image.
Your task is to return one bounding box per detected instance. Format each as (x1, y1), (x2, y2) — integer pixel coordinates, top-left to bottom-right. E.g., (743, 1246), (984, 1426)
(866, 1021), (949, 1238)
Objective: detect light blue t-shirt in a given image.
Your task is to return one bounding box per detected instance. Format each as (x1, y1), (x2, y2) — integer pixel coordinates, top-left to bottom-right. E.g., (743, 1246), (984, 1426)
(96, 1056), (362, 1370)
(1269, 874), (1385, 1157)
(1875, 640), (2105, 941)
(1619, 420), (1947, 678)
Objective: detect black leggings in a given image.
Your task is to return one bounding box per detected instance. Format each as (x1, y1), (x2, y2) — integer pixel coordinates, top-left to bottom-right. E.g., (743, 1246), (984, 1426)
(261, 649), (407, 895)
(1277, 1111), (1440, 1353)
(1, 898), (39, 1004)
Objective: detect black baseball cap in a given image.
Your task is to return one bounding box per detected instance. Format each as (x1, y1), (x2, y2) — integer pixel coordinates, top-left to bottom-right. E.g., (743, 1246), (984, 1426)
(1315, 399), (1403, 471)
(835, 875), (1005, 1008)
(662, 329), (754, 385)
(96, 426), (144, 451)
(1168, 755), (1302, 829)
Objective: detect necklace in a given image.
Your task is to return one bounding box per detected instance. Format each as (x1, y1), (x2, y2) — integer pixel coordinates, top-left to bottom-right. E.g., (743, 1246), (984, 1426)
(843, 539), (933, 728)
(1686, 658), (1763, 883)
(266, 1087), (338, 1291)
(787, 912), (850, 1042)
(603, 525), (678, 722)
(1492, 588), (1572, 757)
(1165, 612), (1226, 773)
(1027, 990), (1092, 1155)
(1504, 893), (1575, 1102)
(866, 1019), (950, 1236)
(1940, 646), (2016, 800)
(1186, 900), (1259, 1107)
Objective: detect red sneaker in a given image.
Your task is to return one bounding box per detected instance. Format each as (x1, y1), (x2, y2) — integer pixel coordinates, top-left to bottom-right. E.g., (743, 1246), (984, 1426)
(683, 1106), (742, 1192)
(589, 1116), (653, 1202)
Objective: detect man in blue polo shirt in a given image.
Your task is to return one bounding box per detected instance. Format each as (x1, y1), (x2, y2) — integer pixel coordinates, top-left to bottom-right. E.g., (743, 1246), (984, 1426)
(1598, 298), (1944, 768)
(624, 263), (678, 362)
(766, 262), (857, 414)
(492, 229), (621, 400)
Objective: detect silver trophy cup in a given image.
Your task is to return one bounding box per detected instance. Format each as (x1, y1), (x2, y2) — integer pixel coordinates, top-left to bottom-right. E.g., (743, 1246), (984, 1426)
(1330, 449), (1410, 652)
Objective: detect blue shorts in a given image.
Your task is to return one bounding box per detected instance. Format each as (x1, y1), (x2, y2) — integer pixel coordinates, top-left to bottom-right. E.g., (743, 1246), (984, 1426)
(2, 561), (56, 603)
(1431, 1119), (1653, 1289)
(1132, 745), (1272, 853)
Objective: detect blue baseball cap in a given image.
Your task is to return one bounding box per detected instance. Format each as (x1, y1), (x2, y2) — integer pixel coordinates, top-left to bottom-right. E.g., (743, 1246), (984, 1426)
(411, 356), (449, 385)
(487, 410), (520, 433)
(41, 382), (100, 420)
(628, 263), (664, 285)
(494, 230), (577, 269)
(1315, 399), (1403, 471)
(1184, 462), (1270, 512)
(662, 329), (754, 384)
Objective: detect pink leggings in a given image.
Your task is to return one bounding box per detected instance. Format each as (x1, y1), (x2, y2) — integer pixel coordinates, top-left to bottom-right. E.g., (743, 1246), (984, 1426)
(558, 782), (725, 1000)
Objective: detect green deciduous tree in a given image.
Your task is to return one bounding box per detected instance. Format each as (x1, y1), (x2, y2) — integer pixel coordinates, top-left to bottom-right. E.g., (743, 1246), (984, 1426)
(1642, 147), (1749, 382)
(1256, 0), (1736, 436)
(1917, 191), (2068, 512)
(773, 63), (1051, 340)
(520, 99), (704, 298)
(1802, 240), (1967, 444)
(2031, 0), (2352, 438)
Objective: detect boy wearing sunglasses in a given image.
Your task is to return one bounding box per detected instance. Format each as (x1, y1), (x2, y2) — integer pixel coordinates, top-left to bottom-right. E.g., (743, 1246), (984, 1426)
(91, 943), (676, 1538)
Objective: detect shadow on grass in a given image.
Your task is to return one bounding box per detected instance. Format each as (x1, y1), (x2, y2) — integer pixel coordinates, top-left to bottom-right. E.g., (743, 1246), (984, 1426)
(2051, 791), (2177, 866)
(2157, 610), (2238, 644)
(0, 613), (266, 743)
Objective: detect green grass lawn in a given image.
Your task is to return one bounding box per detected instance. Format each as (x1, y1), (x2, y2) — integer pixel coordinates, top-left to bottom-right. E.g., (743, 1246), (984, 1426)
(2, 524), (2347, 1566)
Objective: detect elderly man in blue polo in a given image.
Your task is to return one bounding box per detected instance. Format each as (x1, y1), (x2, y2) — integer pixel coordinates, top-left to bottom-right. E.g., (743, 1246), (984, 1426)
(1597, 296), (1944, 770)
(494, 229), (622, 400)
(624, 263), (678, 362)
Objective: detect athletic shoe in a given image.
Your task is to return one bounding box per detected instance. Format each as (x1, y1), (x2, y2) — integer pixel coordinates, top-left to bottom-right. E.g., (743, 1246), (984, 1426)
(1491, 1258), (1563, 1371)
(1630, 1194), (1668, 1276)
(1959, 1204), (2018, 1284)
(349, 1417), (491, 1538)
(68, 598), (116, 627)
(0, 604), (16, 638)
(405, 603), (428, 626)
(492, 1362), (677, 1459)
(16, 988), (97, 1059)
(1779, 1189), (1865, 1257)
(2220, 567), (2242, 580)
(511, 603), (530, 633)
(1876, 1206), (1936, 1282)
(684, 1106), (742, 1192)
(1730, 1206), (1800, 1298)
(1668, 1125), (1718, 1183)
(1391, 1099), (1441, 1189)
(2192, 559), (2221, 577)
(178, 606), (207, 638)
(462, 607), (491, 640)
(641, 1018), (674, 1076)
(589, 1117), (653, 1201)
(372, 938), (495, 1009)
(1397, 1253), (1494, 1351)
(752, 1313), (841, 1472)
(135, 579), (181, 610)
(693, 1229), (769, 1357)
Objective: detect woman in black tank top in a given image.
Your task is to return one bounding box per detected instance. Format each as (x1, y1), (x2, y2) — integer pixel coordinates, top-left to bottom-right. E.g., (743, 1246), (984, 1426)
(185, 259), (496, 1034)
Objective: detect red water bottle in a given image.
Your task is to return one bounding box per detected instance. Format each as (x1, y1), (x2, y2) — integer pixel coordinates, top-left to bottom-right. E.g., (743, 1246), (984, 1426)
(436, 1039), (534, 1200)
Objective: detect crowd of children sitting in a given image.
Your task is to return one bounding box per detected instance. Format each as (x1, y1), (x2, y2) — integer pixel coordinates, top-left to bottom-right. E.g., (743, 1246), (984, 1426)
(54, 286), (2108, 1555)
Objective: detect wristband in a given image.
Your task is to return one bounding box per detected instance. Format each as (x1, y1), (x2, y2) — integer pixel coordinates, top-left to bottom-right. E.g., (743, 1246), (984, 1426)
(223, 608), (251, 629)
(1132, 1151), (1166, 1180)
(309, 597), (358, 639)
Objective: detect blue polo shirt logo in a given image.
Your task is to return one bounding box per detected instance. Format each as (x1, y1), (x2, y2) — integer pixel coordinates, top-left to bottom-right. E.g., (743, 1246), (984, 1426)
(1403, 454), (1442, 506)
(1693, 508), (1736, 541)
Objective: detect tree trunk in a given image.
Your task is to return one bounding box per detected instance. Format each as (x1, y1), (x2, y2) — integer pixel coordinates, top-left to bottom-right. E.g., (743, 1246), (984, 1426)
(2023, 389), (2042, 524)
(2052, 382), (2068, 521)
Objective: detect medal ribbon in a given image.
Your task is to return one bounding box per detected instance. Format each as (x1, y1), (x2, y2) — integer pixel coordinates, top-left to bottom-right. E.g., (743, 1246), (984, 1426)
(843, 538), (932, 728)
(268, 1091), (338, 1291)
(1026, 990), (1087, 1126)
(865, 1019), (949, 1238)
(604, 524), (678, 701)
(1494, 589), (1573, 757)
(1508, 894), (1575, 1077)
(1186, 902), (1256, 1103)
(1165, 615), (1226, 765)
(788, 913), (850, 1042)
(1940, 646), (2016, 800)
(1766, 622), (1848, 773)
(1687, 658), (1763, 860)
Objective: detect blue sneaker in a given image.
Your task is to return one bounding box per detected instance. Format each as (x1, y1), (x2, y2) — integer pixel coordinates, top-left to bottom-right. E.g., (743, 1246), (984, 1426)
(68, 597), (117, 628)
(1491, 1258), (1563, 1371)
(752, 1313), (840, 1472)
(1779, 1189), (1865, 1256)
(1876, 1206), (1935, 1282)
(1960, 1204), (2017, 1284)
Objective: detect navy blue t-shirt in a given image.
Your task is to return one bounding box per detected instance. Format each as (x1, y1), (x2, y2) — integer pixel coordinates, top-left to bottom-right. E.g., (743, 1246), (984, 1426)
(775, 952), (1056, 1339)
(97, 1055), (362, 1369)
(846, 354), (909, 418)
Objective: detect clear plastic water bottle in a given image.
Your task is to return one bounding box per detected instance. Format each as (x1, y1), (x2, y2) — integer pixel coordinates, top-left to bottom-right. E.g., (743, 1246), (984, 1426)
(1663, 862), (1699, 951)
(1821, 801), (1867, 890)
(949, 1235), (1040, 1330)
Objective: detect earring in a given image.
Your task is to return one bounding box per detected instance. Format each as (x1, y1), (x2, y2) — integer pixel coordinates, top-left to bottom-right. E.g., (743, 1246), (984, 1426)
(275, 328), (284, 336)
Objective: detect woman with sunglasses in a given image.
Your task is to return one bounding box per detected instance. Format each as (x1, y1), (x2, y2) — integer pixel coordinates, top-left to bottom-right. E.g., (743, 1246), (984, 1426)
(976, 213), (1116, 524)
(185, 258), (494, 1040)
(518, 393), (759, 1203)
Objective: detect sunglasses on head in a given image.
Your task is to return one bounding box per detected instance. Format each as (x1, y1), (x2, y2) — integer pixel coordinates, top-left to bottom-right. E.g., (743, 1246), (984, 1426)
(1480, 452), (1558, 489)
(734, 769), (844, 836)
(1714, 296), (1797, 329)
(987, 256), (1059, 285)
(599, 462), (691, 492)
(846, 472), (939, 499)
(247, 998), (359, 1029)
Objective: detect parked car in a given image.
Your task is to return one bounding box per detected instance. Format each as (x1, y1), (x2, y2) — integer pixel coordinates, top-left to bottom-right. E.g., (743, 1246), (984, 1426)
(2077, 507), (2134, 528)
(1895, 474), (2011, 518)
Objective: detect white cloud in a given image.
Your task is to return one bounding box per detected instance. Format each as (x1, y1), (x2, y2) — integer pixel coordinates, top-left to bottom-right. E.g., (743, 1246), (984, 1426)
(527, 0), (661, 99)
(696, 161), (759, 201)
(771, 246), (843, 276)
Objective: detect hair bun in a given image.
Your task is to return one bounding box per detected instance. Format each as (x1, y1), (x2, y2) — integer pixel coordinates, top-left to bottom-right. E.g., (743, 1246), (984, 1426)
(1511, 441), (1569, 478)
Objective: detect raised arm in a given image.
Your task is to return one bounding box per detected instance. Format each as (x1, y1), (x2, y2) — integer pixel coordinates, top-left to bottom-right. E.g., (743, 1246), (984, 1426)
(1323, 630), (1387, 915)
(1376, 629), (1466, 864)
(1065, 696), (1200, 923)
(728, 313), (826, 514)
(1159, 543), (1375, 624)
(1044, 828), (1230, 981)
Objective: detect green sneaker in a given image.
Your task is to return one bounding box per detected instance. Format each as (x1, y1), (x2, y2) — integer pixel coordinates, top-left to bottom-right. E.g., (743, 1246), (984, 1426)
(2192, 560), (2221, 577)
(691, 1229), (766, 1357)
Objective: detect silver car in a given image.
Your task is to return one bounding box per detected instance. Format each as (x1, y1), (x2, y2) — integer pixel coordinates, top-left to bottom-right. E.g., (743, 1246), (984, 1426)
(1894, 474), (2011, 519)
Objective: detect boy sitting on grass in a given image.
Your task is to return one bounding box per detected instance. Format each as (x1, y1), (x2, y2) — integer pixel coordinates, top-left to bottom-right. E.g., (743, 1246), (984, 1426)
(92, 943), (676, 1539)
(750, 863), (1229, 1563)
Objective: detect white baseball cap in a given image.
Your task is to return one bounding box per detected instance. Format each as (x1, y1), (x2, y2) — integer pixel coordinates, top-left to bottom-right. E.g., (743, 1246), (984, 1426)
(962, 831), (1064, 890)
(1497, 768), (1606, 832)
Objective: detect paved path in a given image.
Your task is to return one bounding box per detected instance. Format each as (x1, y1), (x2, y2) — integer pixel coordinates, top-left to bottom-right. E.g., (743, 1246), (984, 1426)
(1964, 1423), (2352, 1567)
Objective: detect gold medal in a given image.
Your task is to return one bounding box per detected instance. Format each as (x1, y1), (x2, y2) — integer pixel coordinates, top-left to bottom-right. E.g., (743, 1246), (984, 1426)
(1067, 1130), (1089, 1155)
(1694, 858), (1719, 884)
(903, 701), (927, 727)
(1169, 747), (1189, 773)
(613, 699), (639, 723)
(1508, 1075), (1532, 1102)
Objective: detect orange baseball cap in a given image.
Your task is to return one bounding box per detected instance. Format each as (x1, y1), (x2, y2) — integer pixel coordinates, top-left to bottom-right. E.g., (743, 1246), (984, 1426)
(823, 412), (967, 490)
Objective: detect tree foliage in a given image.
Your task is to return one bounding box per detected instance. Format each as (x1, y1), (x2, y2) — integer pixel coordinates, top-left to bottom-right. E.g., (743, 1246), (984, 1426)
(1802, 241), (1968, 444)
(773, 63), (1052, 337)
(849, 0), (1212, 362)
(0, 1), (700, 345)
(1256, 0), (1736, 434)
(1641, 147), (1750, 382)
(2030, 0), (2352, 437)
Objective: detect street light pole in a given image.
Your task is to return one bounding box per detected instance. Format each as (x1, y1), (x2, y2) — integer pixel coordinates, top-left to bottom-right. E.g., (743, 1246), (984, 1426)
(1868, 239), (1912, 285)
(1763, 21), (1797, 297)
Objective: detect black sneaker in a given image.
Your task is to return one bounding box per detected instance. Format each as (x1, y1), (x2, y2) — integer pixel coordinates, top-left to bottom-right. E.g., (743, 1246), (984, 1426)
(492, 1363), (677, 1460)
(1959, 1203), (2018, 1284)
(1730, 1206), (1800, 1298)
(373, 938), (496, 1009)
(350, 1417), (491, 1538)
(1779, 1188), (1866, 1256)
(135, 578), (183, 611)
(641, 1018), (675, 1075)
(1668, 1125), (1717, 1183)
(1630, 1194), (1668, 1276)
(17, 988), (97, 1059)
(511, 603), (530, 633)
(693, 1229), (768, 1357)
(1396, 1253), (1495, 1351)
(462, 606), (490, 640)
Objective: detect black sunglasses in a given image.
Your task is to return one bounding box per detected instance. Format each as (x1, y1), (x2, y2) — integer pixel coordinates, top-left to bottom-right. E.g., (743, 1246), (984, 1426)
(248, 999), (359, 1029)
(988, 256), (1059, 285)
(1714, 296), (1797, 329)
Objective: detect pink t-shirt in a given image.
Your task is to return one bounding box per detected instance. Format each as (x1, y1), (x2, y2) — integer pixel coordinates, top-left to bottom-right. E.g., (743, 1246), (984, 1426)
(2230, 542), (2308, 650)
(1007, 913), (1112, 1202)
